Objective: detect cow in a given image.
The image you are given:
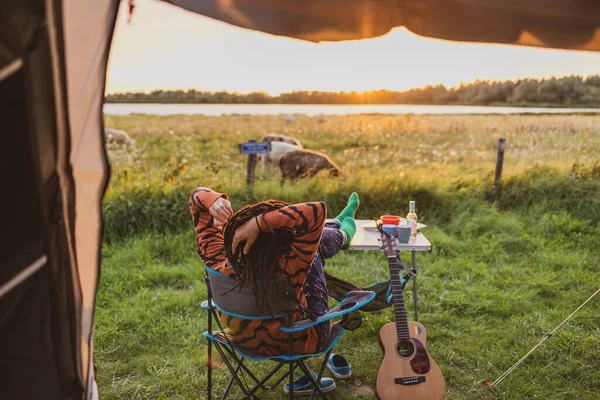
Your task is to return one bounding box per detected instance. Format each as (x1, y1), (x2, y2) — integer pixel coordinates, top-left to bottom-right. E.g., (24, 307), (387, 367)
(259, 134), (303, 173)
(260, 141), (303, 173)
(315, 115), (327, 124)
(104, 128), (135, 146)
(259, 134), (302, 147)
(279, 149), (341, 185)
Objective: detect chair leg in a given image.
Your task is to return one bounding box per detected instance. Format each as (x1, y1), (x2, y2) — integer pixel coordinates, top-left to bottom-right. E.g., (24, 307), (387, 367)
(309, 349), (334, 400)
(207, 339), (213, 400)
(215, 346), (287, 399)
(216, 343), (264, 387)
(296, 356), (331, 400)
(221, 360), (245, 400)
(288, 325), (294, 399)
(206, 281), (219, 400)
(245, 361), (286, 397)
(265, 363), (297, 390)
(207, 309), (213, 400)
(213, 343), (258, 400)
(221, 376), (233, 400)
(296, 361), (325, 399)
(207, 307), (263, 388)
(288, 361), (294, 399)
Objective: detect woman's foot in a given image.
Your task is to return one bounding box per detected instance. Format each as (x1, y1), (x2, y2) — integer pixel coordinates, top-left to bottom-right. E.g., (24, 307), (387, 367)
(334, 192), (360, 223)
(340, 218), (356, 249)
(335, 193), (359, 249)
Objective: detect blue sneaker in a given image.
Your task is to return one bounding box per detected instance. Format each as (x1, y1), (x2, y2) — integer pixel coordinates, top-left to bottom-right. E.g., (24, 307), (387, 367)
(326, 354), (352, 379)
(283, 372), (336, 396)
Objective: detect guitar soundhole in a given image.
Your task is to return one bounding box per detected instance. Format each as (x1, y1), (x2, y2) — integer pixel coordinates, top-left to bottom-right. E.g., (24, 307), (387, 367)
(396, 339), (415, 358)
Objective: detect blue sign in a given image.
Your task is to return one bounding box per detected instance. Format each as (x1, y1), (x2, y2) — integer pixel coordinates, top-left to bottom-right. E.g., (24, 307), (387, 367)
(239, 141), (271, 154)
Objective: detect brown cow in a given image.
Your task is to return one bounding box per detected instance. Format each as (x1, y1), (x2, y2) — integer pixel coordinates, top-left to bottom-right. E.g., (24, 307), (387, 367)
(258, 134), (303, 173)
(279, 149), (340, 185)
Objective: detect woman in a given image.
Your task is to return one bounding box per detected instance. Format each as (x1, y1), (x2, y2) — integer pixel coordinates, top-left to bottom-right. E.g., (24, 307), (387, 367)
(190, 187), (360, 357)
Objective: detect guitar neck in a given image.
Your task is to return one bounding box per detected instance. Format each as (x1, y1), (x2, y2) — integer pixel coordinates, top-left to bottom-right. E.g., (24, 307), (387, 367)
(387, 255), (411, 341)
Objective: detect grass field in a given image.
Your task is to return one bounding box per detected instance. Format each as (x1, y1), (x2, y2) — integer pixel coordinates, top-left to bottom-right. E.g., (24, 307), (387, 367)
(97, 113), (600, 399)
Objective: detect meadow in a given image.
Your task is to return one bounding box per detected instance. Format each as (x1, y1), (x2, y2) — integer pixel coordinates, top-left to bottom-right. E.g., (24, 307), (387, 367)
(97, 113), (600, 399)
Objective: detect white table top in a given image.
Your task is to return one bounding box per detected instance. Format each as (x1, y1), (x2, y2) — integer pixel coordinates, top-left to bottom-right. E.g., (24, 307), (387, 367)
(326, 219), (431, 252)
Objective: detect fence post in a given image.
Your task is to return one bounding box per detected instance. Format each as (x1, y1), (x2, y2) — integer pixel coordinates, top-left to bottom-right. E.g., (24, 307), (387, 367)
(246, 140), (257, 186)
(494, 138), (506, 191)
(239, 140), (270, 187)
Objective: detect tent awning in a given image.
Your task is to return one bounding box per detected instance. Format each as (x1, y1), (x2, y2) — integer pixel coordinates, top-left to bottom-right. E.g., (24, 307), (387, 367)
(165, 0), (600, 51)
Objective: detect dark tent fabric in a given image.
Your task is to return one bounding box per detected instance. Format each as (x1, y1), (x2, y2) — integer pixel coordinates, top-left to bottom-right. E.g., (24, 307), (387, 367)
(167, 0), (600, 51)
(0, 3), (75, 399)
(1, 0), (118, 399)
(1, 0), (600, 399)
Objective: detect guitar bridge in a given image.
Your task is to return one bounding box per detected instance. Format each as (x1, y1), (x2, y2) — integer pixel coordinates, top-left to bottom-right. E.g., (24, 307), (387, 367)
(395, 376), (426, 386)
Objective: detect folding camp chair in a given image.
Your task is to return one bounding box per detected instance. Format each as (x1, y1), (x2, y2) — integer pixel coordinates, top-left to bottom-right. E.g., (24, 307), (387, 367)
(201, 266), (375, 399)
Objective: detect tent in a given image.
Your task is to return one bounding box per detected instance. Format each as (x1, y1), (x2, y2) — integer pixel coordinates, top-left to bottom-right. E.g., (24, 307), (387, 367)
(1, 1), (599, 399)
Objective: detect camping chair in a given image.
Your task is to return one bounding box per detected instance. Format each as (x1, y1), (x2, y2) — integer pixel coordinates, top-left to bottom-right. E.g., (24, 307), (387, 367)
(201, 266), (376, 399)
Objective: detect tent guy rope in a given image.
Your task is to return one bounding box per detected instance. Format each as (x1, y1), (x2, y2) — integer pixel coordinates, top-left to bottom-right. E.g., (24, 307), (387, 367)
(489, 287), (600, 388)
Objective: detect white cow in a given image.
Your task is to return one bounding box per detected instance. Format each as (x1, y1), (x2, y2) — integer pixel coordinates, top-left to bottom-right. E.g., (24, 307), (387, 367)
(104, 129), (135, 146)
(261, 141), (303, 173)
(258, 134), (302, 173)
(260, 134), (302, 147)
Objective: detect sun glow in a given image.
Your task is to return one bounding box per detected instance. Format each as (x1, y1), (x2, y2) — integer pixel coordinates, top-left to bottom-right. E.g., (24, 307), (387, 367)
(107, 0), (600, 95)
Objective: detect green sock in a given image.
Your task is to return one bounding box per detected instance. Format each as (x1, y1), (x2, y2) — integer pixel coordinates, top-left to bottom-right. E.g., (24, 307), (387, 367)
(340, 217), (356, 250)
(334, 192), (360, 223)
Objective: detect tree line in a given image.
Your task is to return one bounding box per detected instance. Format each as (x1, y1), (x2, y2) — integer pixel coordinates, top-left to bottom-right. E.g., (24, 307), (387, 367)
(105, 75), (600, 107)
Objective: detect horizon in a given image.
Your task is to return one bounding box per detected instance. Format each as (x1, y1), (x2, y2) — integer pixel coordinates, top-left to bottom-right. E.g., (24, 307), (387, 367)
(106, 74), (600, 96)
(107, 0), (600, 95)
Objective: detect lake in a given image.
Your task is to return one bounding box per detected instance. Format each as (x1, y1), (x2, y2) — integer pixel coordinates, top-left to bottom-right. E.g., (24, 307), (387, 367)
(103, 103), (600, 116)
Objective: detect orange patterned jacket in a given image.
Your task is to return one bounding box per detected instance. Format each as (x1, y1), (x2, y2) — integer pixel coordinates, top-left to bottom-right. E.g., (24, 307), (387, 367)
(190, 187), (327, 356)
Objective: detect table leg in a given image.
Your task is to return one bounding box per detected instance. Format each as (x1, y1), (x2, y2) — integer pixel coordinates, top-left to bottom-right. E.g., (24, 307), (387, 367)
(412, 251), (418, 322)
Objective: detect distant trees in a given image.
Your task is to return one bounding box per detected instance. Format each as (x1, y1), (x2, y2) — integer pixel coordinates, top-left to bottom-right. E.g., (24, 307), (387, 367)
(105, 75), (600, 106)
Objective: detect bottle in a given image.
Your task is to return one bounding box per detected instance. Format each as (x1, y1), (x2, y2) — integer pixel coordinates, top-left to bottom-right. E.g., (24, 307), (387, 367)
(406, 201), (418, 240)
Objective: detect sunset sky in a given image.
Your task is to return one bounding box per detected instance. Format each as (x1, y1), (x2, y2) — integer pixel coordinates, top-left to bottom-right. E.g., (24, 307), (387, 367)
(107, 0), (600, 95)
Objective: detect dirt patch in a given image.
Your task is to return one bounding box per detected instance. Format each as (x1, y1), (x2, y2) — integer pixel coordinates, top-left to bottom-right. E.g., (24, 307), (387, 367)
(347, 382), (375, 397)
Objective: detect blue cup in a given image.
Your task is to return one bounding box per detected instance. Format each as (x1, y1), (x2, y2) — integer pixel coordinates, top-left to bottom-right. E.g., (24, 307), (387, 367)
(397, 225), (412, 243)
(382, 224), (396, 236)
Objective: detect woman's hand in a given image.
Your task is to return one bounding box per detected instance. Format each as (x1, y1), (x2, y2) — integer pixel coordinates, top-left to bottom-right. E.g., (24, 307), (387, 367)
(209, 197), (233, 226)
(232, 217), (261, 255)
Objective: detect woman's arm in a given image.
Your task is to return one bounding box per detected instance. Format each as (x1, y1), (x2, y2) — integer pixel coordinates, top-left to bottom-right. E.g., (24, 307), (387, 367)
(230, 201), (327, 283)
(189, 187), (231, 268)
(259, 202), (327, 242)
(259, 202), (327, 280)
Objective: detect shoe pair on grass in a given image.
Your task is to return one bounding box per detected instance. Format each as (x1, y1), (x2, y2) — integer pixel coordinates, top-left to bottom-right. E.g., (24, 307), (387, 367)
(283, 354), (351, 396)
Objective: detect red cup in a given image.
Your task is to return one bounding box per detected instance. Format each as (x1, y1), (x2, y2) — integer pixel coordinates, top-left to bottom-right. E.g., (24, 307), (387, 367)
(380, 215), (401, 225)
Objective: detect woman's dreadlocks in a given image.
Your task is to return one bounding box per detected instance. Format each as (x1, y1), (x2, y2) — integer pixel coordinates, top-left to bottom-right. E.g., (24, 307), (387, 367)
(223, 200), (294, 313)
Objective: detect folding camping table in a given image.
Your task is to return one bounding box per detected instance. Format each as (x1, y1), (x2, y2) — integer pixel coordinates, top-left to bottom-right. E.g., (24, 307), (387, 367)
(327, 219), (431, 321)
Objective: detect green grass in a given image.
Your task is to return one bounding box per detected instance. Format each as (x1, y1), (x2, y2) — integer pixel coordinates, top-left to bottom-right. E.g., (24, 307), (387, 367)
(96, 114), (600, 399)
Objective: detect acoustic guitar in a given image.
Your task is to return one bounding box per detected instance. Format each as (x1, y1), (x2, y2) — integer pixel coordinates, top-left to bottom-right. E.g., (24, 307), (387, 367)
(376, 233), (445, 400)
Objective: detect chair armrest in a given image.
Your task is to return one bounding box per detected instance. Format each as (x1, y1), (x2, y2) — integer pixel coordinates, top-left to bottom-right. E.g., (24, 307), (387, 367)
(281, 290), (375, 333)
(201, 300), (214, 310)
